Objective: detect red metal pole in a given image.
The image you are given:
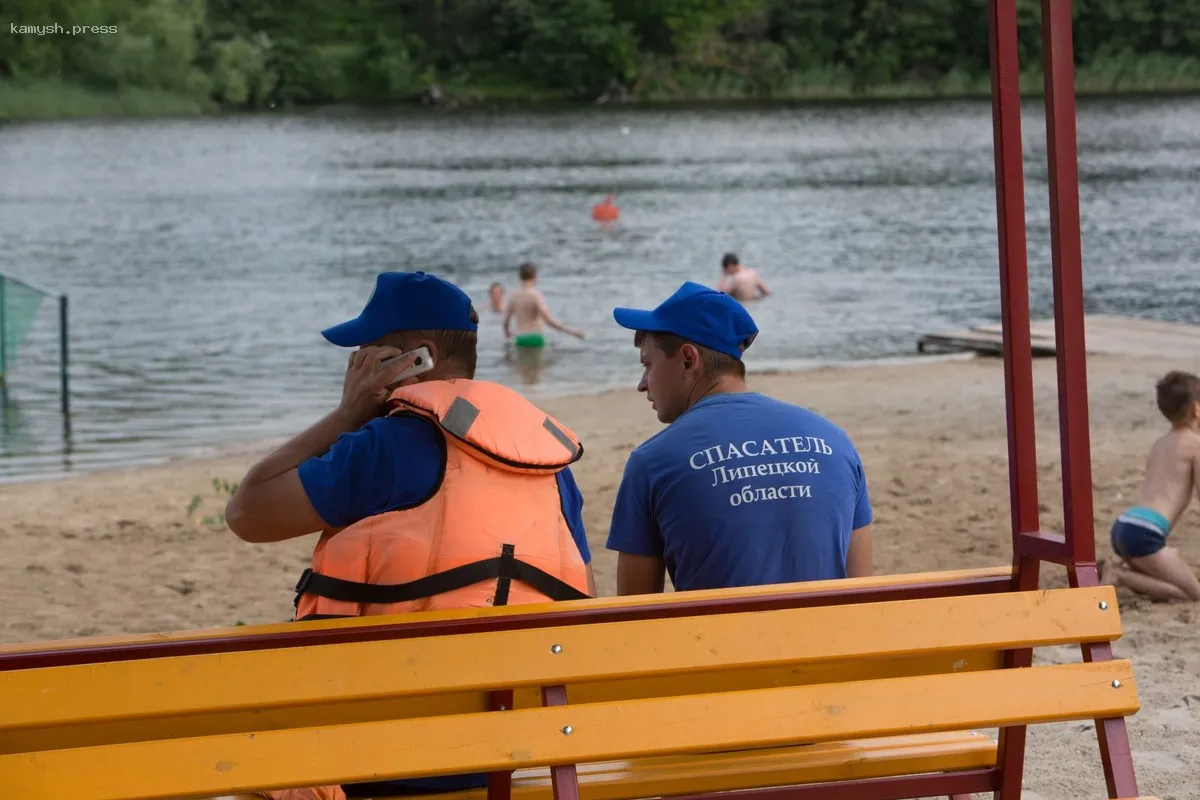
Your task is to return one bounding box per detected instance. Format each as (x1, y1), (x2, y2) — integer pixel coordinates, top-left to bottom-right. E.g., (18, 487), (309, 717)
(987, 0), (1041, 796)
(988, 0), (1041, 550)
(541, 685), (581, 800)
(1042, 1), (1139, 796)
(1040, 0), (1096, 566)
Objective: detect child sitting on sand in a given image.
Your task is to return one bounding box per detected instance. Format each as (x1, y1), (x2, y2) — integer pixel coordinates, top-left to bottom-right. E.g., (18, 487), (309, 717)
(1102, 370), (1200, 601)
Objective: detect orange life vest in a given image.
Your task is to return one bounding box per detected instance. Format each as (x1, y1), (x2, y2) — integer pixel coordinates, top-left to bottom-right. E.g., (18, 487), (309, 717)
(293, 379), (591, 620)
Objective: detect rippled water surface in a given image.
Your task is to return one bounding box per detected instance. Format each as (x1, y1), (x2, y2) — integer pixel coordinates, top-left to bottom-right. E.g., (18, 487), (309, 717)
(2, 96), (1198, 481)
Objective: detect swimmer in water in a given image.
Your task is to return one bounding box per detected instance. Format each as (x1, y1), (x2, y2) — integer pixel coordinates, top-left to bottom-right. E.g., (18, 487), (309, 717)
(503, 262), (586, 349)
(487, 282), (505, 313)
(716, 253), (771, 302)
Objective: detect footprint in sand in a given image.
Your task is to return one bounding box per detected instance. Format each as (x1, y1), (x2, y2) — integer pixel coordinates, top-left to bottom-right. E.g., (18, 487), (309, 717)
(1145, 704), (1195, 731)
(1131, 747), (1188, 771)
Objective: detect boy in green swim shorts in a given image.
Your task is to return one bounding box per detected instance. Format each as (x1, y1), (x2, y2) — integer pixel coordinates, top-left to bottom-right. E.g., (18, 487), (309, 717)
(1102, 370), (1200, 601)
(503, 262), (586, 347)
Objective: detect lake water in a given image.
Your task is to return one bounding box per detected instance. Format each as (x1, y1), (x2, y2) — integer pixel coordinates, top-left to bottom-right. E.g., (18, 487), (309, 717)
(2, 95), (1198, 483)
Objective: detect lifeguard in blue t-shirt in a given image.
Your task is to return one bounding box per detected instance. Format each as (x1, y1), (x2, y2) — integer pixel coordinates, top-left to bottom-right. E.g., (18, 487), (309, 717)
(605, 281), (874, 595)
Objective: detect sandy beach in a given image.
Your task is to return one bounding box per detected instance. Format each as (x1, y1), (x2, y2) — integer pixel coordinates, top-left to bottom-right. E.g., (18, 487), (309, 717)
(2, 353), (1197, 798)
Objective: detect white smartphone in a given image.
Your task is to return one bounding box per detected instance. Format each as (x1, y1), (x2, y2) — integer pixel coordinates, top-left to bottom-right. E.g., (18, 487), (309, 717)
(381, 346), (434, 386)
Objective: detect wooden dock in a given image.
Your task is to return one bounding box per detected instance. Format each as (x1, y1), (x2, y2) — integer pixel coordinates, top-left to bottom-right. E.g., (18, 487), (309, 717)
(917, 314), (1200, 359)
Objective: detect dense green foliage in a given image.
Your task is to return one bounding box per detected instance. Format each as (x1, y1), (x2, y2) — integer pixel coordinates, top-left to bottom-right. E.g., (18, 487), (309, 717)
(3, 0), (1199, 117)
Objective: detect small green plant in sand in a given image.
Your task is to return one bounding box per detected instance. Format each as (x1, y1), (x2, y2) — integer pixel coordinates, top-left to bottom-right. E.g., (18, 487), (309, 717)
(186, 477), (239, 527)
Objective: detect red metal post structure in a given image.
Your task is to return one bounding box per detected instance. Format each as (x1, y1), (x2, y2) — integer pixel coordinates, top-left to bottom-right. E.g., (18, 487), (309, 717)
(986, 0), (1041, 794)
(990, 0), (1140, 797)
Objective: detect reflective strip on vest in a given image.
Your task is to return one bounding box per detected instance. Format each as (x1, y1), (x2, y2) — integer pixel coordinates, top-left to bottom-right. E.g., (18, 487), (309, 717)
(442, 397), (480, 440)
(543, 416), (579, 456)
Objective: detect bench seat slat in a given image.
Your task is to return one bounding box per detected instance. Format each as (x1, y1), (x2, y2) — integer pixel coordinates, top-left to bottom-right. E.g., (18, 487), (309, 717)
(202, 731), (997, 800)
(0, 661), (1136, 800)
(0, 586), (1118, 737)
(423, 732), (997, 800)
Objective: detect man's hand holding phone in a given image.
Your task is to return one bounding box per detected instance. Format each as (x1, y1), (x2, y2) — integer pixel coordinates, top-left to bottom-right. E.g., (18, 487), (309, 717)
(338, 346), (425, 427)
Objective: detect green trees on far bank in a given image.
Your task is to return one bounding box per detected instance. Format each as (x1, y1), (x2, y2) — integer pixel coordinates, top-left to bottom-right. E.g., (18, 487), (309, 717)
(3, 0), (1199, 118)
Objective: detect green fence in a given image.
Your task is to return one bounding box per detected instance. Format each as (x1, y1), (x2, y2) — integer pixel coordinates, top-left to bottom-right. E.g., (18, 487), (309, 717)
(0, 272), (70, 425)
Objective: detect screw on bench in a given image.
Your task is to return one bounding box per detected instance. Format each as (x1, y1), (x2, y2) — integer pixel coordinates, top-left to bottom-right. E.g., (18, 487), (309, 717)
(561, 726), (573, 735)
(1099, 601), (1108, 610)
(550, 644), (563, 654)
(1112, 680), (1121, 688)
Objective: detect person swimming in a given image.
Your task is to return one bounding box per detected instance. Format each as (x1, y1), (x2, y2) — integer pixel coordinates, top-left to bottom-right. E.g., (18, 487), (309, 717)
(487, 282), (505, 313)
(502, 262), (585, 348)
(716, 253), (770, 302)
(1103, 370), (1200, 601)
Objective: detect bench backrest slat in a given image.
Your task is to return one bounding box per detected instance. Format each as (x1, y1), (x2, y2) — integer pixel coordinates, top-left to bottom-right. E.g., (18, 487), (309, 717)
(0, 586), (1118, 751)
(0, 660), (1137, 800)
(0, 567), (1013, 670)
(4, 651), (1003, 753)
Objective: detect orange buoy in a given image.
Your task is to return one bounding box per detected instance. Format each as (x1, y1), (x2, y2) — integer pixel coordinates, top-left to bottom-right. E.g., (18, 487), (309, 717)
(591, 193), (619, 222)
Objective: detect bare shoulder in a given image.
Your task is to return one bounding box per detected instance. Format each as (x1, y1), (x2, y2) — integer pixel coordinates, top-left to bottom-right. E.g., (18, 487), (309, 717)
(1171, 428), (1200, 449)
(1153, 429), (1200, 461)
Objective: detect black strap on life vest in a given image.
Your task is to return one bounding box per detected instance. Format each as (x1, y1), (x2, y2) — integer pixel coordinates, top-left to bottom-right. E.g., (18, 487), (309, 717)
(293, 543), (588, 610)
(494, 543), (516, 606)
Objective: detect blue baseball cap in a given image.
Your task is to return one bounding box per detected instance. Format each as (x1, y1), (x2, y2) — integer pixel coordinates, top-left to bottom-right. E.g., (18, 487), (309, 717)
(612, 281), (759, 359)
(321, 271), (477, 346)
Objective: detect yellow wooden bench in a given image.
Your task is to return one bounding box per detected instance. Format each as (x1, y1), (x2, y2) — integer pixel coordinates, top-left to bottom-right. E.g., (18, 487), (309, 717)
(0, 575), (1138, 800)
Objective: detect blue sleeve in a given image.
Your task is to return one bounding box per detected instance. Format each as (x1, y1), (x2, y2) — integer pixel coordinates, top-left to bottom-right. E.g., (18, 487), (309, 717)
(605, 450), (663, 557)
(555, 467), (591, 565)
(852, 456), (873, 529)
(297, 415), (444, 528)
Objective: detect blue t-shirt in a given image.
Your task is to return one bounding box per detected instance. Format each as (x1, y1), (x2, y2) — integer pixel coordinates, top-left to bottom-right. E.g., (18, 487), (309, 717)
(297, 413), (591, 796)
(606, 393), (871, 592)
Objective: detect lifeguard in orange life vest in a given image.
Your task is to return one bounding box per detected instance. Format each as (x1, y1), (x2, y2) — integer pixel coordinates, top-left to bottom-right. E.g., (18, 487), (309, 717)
(225, 270), (595, 800)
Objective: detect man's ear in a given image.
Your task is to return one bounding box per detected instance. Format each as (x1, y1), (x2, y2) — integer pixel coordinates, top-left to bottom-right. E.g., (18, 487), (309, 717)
(679, 343), (701, 373)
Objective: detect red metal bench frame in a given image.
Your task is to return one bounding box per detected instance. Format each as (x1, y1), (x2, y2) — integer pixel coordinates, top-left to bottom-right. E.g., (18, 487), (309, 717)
(989, 0), (1138, 797)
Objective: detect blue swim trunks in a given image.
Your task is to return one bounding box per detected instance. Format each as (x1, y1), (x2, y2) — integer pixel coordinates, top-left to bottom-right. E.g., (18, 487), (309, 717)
(1110, 506), (1170, 560)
